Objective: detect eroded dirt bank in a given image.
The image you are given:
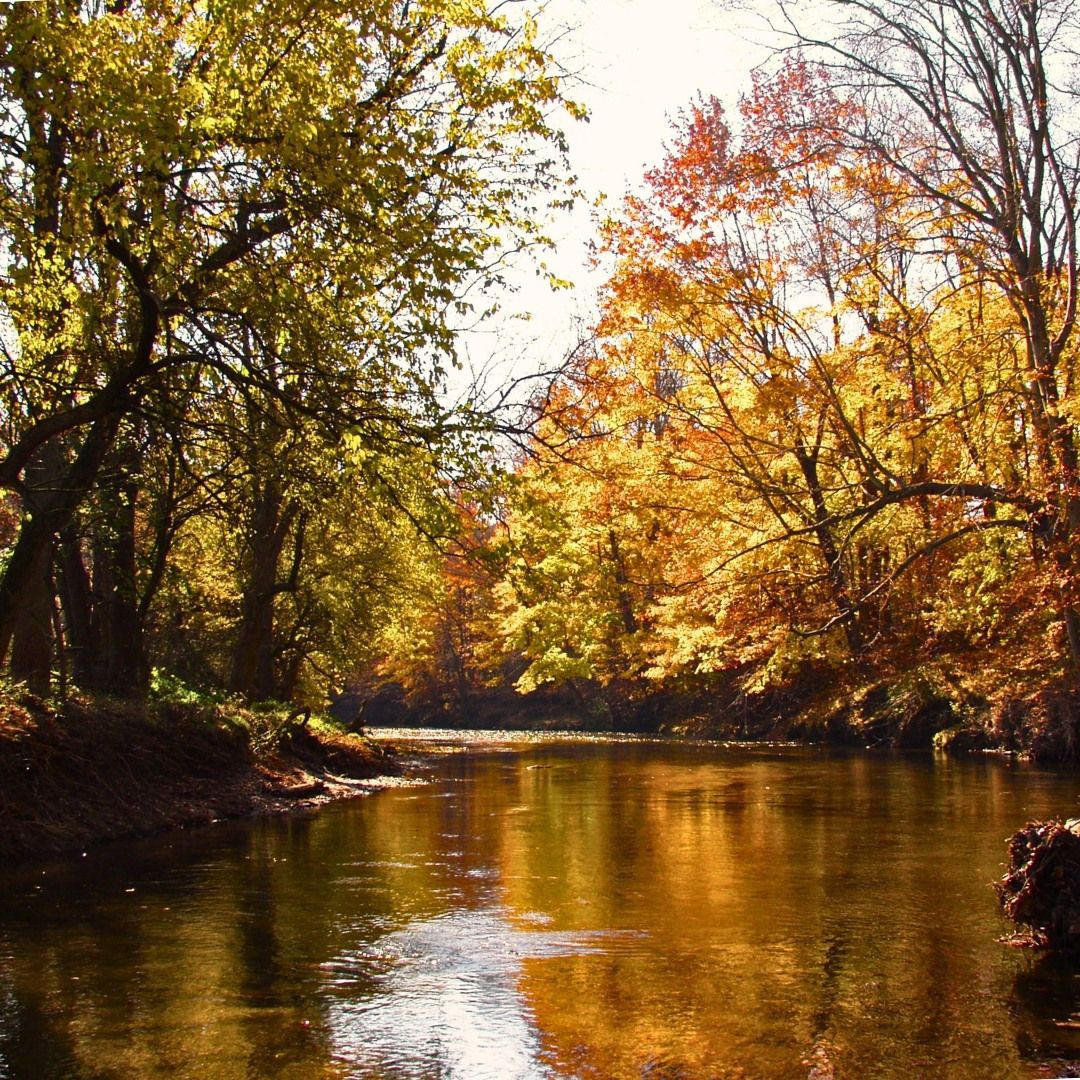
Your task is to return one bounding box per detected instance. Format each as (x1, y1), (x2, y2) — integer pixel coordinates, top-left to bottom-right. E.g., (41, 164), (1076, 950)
(0, 694), (403, 863)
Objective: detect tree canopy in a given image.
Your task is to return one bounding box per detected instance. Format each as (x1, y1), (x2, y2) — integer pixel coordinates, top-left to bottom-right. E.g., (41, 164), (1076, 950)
(5, 0), (1080, 739)
(0, 0), (580, 700)
(429, 0), (1080, 718)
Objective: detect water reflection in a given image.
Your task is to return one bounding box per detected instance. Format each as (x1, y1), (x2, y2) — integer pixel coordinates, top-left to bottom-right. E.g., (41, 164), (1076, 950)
(0, 741), (1079, 1077)
(1011, 951), (1080, 1077)
(324, 908), (616, 1078)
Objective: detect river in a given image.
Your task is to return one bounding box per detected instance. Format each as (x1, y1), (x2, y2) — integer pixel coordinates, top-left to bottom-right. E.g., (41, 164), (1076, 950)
(2, 733), (1080, 1078)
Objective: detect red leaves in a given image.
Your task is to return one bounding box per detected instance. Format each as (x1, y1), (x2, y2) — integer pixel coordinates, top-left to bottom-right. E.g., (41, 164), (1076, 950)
(645, 95), (734, 227)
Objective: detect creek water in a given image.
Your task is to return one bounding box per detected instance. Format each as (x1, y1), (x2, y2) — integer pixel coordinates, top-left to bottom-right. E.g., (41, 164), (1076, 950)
(2, 734), (1080, 1078)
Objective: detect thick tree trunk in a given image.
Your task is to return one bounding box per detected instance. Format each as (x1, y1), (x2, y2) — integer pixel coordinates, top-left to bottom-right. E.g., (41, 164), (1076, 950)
(0, 414), (121, 672)
(9, 537), (54, 696)
(229, 481), (300, 700)
(89, 480), (148, 697)
(55, 525), (99, 688)
(1021, 312), (1080, 668)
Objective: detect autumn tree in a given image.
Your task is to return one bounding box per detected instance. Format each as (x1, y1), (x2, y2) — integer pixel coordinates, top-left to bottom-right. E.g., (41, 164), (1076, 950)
(566, 51), (1069, 678)
(0, 0), (580, 695)
(389, 2), (1080, 717)
(770, 0), (1080, 661)
(484, 54), (1056, 700)
(589, 83), (895, 663)
(473, 340), (685, 694)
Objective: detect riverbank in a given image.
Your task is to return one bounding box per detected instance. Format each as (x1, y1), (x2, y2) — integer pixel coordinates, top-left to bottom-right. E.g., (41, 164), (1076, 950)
(4, 646), (1076, 863)
(0, 691), (403, 862)
(690, 654), (1080, 762)
(655, 653), (1080, 761)
(371, 650), (1080, 763)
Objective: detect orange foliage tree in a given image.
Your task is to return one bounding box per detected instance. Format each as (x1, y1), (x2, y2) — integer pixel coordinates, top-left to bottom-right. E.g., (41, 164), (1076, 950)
(484, 54), (1064, 697)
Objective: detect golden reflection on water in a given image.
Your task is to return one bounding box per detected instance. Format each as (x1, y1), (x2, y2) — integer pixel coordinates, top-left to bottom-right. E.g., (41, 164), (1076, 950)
(1, 740), (1080, 1078)
(495, 749), (1028, 1079)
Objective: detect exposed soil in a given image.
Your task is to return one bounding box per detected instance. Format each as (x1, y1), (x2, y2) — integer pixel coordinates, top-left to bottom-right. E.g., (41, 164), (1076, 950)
(0, 694), (403, 863)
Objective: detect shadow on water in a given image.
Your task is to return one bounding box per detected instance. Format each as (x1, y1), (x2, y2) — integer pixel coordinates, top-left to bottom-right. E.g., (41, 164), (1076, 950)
(0, 976), (95, 1080)
(1011, 949), (1080, 1077)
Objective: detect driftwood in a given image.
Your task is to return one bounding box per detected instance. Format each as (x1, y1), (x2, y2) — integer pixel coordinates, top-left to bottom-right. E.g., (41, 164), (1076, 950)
(997, 819), (1080, 949)
(264, 779), (326, 800)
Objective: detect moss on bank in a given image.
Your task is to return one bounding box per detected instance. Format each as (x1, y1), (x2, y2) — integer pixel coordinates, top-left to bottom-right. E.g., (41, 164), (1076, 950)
(0, 692), (399, 862)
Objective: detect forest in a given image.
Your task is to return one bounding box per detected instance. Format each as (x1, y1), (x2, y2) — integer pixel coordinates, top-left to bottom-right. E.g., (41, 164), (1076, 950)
(2, 0), (1080, 796)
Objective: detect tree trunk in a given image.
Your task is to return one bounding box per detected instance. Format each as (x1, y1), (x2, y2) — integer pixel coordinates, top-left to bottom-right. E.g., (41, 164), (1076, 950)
(55, 524), (99, 688)
(795, 444), (864, 655)
(9, 537), (54, 696)
(0, 414), (121, 671)
(89, 479), (148, 697)
(1021, 321), (1080, 668)
(229, 481), (299, 700)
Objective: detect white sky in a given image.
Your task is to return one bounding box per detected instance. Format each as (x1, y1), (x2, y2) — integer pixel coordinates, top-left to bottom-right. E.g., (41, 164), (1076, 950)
(460, 0), (771, 401)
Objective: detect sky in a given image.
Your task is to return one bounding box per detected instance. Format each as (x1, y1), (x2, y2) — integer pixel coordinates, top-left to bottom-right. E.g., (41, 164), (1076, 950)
(459, 0), (772, 401)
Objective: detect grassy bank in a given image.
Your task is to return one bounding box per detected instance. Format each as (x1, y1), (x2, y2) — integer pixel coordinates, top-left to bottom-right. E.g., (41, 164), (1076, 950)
(0, 690), (400, 863)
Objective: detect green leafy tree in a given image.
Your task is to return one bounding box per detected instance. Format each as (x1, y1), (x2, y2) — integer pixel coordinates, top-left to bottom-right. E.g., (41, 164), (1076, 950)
(0, 0), (580, 693)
